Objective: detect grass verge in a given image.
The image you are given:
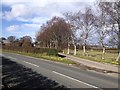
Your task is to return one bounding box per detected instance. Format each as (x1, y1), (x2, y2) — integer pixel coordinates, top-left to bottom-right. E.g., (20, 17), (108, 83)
(3, 49), (76, 65)
(74, 55), (120, 65)
(64, 49), (119, 65)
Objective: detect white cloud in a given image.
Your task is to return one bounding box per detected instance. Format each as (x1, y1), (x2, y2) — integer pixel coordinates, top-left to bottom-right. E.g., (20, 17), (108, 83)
(2, 0), (96, 39)
(16, 17), (29, 22)
(3, 3), (51, 21)
(6, 24), (40, 32)
(2, 0), (50, 7)
(16, 17), (50, 24)
(6, 25), (19, 32)
(3, 1), (95, 21)
(2, 0), (96, 5)
(51, 12), (64, 18)
(5, 23), (40, 38)
(3, 4), (32, 20)
(31, 17), (50, 24)
(22, 24), (40, 29)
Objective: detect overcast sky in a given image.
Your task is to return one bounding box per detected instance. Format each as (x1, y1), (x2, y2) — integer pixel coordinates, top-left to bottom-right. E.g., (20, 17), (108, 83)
(1, 0), (97, 40)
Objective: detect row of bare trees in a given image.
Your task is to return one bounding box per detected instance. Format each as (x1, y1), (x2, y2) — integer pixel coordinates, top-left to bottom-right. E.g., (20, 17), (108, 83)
(36, 1), (119, 60)
(64, 7), (97, 55)
(1, 36), (33, 48)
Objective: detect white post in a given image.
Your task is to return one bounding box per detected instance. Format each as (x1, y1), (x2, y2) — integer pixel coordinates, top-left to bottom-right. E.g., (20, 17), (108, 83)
(116, 52), (120, 61)
(83, 45), (86, 55)
(74, 45), (76, 55)
(67, 43), (70, 54)
(102, 47), (105, 60)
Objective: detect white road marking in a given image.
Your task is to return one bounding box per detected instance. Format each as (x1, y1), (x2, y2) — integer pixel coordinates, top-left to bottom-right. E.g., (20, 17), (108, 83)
(23, 61), (39, 67)
(0, 54), (5, 57)
(8, 56), (17, 60)
(52, 71), (101, 89)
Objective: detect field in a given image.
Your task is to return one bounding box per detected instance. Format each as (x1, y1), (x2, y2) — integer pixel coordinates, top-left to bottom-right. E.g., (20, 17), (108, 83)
(64, 49), (119, 65)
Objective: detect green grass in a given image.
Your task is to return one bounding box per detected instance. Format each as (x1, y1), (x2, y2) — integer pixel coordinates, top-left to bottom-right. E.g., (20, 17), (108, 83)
(64, 49), (119, 65)
(3, 49), (76, 65)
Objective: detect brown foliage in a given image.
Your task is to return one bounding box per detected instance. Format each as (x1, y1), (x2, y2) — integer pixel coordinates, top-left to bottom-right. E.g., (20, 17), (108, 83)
(36, 16), (72, 51)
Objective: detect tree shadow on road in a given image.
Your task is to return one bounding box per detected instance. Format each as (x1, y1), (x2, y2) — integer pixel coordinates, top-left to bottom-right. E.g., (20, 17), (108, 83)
(2, 56), (68, 89)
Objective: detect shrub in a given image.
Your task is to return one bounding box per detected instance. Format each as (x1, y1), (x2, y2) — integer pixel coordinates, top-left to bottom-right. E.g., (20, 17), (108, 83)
(2, 45), (58, 56)
(47, 48), (58, 56)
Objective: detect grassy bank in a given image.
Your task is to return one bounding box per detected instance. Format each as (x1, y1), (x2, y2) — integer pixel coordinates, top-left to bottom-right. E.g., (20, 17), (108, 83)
(3, 49), (76, 65)
(64, 49), (119, 65)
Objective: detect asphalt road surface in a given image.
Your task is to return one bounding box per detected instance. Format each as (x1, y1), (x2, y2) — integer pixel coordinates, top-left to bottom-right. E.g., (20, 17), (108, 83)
(1, 52), (119, 89)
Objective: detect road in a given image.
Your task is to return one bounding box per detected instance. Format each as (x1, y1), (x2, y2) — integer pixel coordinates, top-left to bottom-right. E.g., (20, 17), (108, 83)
(2, 52), (119, 89)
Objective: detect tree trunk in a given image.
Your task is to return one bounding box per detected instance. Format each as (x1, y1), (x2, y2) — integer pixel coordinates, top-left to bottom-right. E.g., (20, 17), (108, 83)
(67, 43), (70, 54)
(118, 20), (120, 61)
(49, 40), (51, 48)
(63, 50), (65, 53)
(55, 44), (57, 49)
(71, 36), (76, 55)
(83, 45), (86, 55)
(116, 6), (120, 61)
(47, 42), (49, 48)
(55, 40), (58, 49)
(116, 21), (120, 61)
(74, 45), (76, 55)
(102, 47), (105, 60)
(116, 52), (120, 61)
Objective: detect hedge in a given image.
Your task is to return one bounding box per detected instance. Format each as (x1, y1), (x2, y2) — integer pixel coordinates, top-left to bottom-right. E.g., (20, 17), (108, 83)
(2, 45), (58, 56)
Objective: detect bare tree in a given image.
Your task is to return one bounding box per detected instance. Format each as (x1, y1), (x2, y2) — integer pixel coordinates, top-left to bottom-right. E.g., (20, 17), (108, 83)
(94, 2), (110, 59)
(20, 36), (32, 48)
(36, 16), (71, 51)
(64, 12), (78, 55)
(36, 23), (52, 48)
(107, 22), (118, 48)
(74, 7), (96, 55)
(96, 1), (120, 60)
(7, 36), (16, 42)
(47, 17), (71, 50)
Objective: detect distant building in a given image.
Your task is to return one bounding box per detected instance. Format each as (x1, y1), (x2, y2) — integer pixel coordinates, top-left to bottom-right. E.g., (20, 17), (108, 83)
(89, 45), (102, 50)
(2, 40), (10, 45)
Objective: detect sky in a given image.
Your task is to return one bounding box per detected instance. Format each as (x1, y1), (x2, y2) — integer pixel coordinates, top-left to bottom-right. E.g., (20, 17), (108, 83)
(1, 0), (117, 45)
(1, 0), (96, 41)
